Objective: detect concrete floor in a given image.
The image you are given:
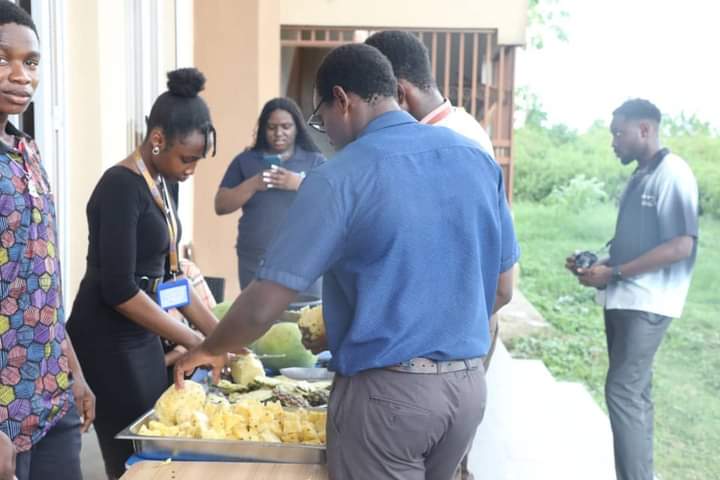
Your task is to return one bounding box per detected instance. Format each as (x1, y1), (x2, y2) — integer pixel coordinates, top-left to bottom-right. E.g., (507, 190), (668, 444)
(468, 341), (616, 479)
(80, 429), (106, 480)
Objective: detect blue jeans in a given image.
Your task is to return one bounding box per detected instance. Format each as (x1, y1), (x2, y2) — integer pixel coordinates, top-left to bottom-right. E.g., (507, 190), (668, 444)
(15, 405), (82, 480)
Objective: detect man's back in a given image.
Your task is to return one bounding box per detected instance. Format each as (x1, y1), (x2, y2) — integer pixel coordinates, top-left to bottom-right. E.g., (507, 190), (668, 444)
(259, 111), (518, 375)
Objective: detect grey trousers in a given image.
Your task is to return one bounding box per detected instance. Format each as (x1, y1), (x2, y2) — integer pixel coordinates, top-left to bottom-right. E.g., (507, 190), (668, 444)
(327, 366), (486, 480)
(604, 309), (672, 480)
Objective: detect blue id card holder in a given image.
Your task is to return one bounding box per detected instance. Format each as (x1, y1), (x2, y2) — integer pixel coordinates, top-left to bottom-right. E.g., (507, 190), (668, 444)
(157, 277), (192, 310)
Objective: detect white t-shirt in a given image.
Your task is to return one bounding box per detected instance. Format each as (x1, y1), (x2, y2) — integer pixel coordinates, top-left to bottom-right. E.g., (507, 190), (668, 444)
(603, 152), (698, 318)
(420, 100), (495, 159)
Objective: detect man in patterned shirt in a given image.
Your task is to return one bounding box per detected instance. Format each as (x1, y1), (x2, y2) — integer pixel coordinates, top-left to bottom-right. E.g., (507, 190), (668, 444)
(0, 3), (95, 479)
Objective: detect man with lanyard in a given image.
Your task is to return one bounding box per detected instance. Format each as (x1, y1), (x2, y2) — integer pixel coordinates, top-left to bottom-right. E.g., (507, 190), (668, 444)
(175, 43), (519, 479)
(567, 99), (698, 480)
(0, 2), (95, 479)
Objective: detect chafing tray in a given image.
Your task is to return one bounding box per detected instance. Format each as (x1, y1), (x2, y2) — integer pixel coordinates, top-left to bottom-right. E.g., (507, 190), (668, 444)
(116, 410), (326, 464)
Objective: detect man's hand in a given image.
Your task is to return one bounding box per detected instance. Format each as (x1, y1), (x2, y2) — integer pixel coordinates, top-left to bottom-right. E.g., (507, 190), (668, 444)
(262, 167), (303, 191)
(71, 375), (96, 433)
(577, 264), (612, 288)
(301, 330), (328, 355)
(565, 253), (578, 274)
(0, 431), (15, 480)
(173, 344), (228, 388)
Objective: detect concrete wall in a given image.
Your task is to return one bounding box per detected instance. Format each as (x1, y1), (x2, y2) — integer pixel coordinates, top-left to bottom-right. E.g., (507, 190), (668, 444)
(64, 0), (179, 301)
(193, 0), (280, 300)
(278, 0), (528, 45)
(65, 0), (129, 298)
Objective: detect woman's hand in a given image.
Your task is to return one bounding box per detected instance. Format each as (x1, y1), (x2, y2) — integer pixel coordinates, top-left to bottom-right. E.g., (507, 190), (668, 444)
(262, 166), (303, 191)
(252, 173), (270, 192)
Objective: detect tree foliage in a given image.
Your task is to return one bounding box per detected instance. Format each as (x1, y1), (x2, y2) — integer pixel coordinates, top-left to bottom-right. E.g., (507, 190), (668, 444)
(514, 113), (720, 218)
(527, 0), (569, 49)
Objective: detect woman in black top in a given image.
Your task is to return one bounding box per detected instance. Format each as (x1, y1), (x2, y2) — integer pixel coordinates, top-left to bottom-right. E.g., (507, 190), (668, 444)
(215, 98), (325, 296)
(67, 69), (218, 479)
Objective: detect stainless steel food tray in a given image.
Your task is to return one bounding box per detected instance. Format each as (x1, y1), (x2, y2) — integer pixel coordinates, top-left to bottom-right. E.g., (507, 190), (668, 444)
(116, 410), (326, 464)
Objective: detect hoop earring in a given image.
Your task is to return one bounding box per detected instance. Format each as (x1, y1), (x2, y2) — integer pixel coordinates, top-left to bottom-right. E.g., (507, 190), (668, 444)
(152, 145), (160, 155)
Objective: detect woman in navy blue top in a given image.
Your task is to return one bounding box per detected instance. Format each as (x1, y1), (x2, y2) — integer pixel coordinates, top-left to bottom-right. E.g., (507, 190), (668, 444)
(215, 97), (325, 296)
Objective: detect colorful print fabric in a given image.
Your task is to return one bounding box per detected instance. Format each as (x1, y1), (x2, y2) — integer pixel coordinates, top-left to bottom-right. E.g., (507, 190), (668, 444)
(0, 126), (71, 452)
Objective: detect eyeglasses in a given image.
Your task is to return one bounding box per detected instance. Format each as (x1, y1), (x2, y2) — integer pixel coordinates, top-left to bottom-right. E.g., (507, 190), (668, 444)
(307, 101), (326, 133)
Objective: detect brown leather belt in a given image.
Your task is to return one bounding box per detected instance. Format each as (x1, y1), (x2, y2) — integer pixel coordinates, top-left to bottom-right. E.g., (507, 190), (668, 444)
(386, 357), (483, 374)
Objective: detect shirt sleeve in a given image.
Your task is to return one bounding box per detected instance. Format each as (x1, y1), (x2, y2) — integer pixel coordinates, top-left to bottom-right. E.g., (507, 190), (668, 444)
(256, 173), (346, 291)
(656, 161), (699, 241)
(96, 173), (143, 306)
(219, 153), (248, 189)
(498, 173), (520, 272)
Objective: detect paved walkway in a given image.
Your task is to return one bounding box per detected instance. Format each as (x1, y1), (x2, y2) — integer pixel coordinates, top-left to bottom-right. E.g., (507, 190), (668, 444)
(467, 340), (616, 479)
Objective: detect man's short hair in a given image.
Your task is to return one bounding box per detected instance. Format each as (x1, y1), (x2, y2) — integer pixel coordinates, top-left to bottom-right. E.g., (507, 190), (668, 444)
(316, 43), (397, 104)
(365, 30), (435, 90)
(613, 99), (662, 124)
(0, 0), (38, 38)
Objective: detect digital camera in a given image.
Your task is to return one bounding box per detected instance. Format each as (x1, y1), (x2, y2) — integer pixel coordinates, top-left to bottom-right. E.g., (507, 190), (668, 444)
(573, 250), (598, 273)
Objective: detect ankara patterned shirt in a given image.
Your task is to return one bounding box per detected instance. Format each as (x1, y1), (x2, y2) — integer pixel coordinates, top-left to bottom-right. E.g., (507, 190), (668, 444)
(0, 123), (72, 452)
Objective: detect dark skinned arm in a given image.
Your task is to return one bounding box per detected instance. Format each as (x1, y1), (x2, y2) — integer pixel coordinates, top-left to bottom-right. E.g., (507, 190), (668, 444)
(177, 287), (219, 337)
(492, 268), (514, 314)
(62, 333), (96, 432)
(174, 280), (298, 387)
(115, 291), (203, 349)
(214, 175), (267, 215)
(578, 235), (695, 288)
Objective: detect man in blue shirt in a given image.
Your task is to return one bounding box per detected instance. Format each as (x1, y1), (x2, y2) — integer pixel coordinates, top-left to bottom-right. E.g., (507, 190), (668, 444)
(175, 43), (519, 479)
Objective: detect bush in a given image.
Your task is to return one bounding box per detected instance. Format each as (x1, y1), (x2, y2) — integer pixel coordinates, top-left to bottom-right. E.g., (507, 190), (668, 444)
(514, 123), (628, 204)
(666, 135), (720, 217)
(544, 175), (607, 211)
(514, 122), (720, 218)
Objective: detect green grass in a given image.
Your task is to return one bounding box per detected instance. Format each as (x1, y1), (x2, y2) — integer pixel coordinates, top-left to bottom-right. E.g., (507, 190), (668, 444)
(509, 201), (720, 480)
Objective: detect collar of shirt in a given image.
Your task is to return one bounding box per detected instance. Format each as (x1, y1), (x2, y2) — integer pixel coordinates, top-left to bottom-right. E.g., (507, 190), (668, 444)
(358, 110), (417, 139)
(634, 147), (670, 176)
(0, 121), (31, 154)
(419, 99), (452, 125)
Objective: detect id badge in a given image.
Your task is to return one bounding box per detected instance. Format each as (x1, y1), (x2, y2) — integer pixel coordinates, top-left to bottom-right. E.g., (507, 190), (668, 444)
(157, 277), (192, 310)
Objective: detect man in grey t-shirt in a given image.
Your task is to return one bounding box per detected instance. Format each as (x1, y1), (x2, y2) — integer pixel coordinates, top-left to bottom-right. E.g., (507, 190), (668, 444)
(567, 99), (698, 480)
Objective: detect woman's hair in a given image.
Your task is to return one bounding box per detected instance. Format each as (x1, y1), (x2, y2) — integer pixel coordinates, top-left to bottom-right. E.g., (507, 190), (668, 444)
(146, 68), (216, 156)
(251, 97), (320, 153)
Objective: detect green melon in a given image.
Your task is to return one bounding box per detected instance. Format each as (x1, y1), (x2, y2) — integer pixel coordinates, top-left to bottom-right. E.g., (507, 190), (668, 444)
(251, 322), (316, 370)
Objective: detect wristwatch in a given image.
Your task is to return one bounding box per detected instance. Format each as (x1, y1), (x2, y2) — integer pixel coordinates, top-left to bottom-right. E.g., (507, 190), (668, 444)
(611, 265), (623, 283)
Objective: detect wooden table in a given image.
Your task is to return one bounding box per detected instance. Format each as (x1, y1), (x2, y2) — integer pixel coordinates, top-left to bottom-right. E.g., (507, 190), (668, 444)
(121, 461), (328, 479)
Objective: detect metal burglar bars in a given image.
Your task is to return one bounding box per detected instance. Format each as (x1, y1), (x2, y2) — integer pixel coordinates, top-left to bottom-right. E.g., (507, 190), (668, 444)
(281, 27), (516, 203)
